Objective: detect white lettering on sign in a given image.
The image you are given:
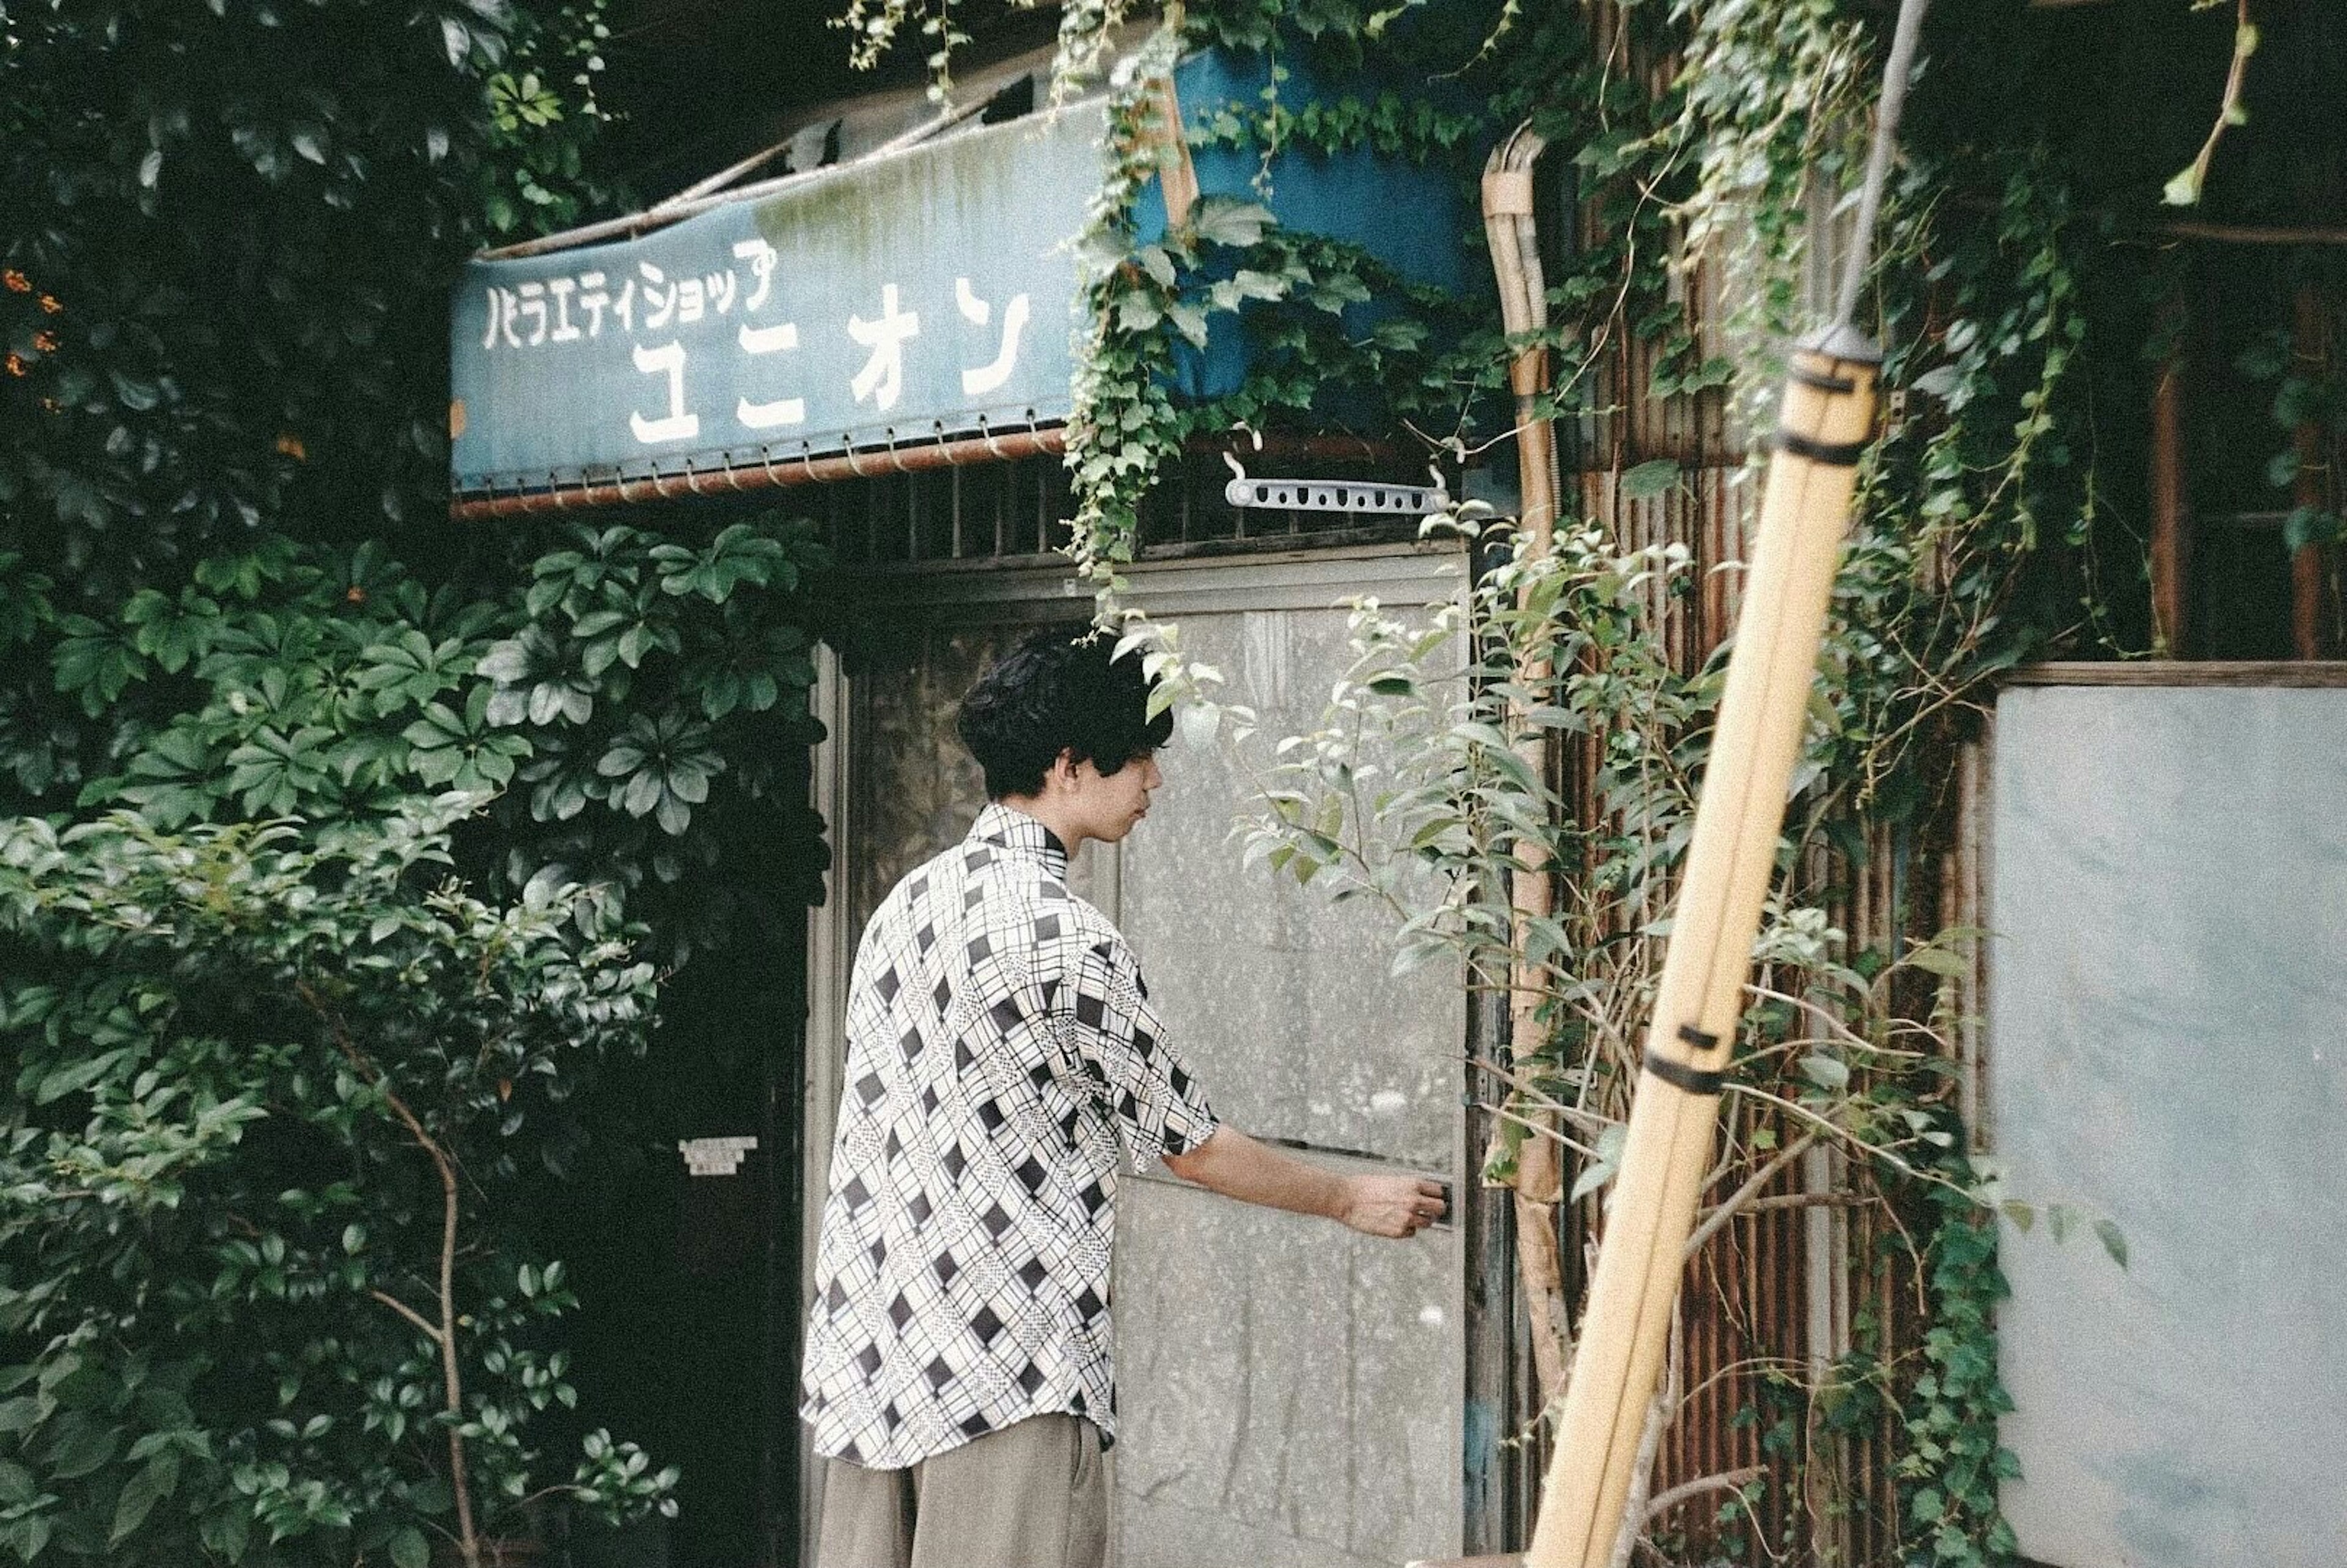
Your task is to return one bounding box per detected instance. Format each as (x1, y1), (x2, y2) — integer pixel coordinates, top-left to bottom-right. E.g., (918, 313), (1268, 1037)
(955, 276), (1030, 397)
(736, 320), (806, 430)
(546, 276), (581, 342)
(847, 282), (921, 412)
(640, 262), (679, 329)
(578, 271), (633, 336)
(474, 245), (1050, 458)
(629, 340), (699, 444)
(732, 238), (777, 310)
(514, 281), (548, 346)
(680, 1135), (758, 1177)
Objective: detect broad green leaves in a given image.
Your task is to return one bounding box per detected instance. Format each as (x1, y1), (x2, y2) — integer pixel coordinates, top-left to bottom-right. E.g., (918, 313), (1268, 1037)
(648, 521), (801, 602)
(594, 714), (723, 837)
(404, 688), (529, 793)
(0, 807), (670, 1563)
(1619, 458), (1680, 502)
(478, 515), (826, 860)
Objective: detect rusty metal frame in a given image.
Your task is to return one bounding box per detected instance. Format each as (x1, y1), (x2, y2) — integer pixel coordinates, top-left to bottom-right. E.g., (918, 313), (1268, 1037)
(448, 427), (1070, 523)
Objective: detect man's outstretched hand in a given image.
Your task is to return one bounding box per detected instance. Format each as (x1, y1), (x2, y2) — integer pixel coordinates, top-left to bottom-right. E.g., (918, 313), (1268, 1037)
(1337, 1171), (1450, 1239)
(1162, 1127), (1447, 1239)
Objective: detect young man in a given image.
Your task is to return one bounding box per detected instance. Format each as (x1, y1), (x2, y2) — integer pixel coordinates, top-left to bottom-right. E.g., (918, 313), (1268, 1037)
(802, 629), (1447, 1568)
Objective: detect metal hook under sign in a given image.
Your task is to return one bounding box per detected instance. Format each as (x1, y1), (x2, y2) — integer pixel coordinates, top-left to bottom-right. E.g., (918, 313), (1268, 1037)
(1221, 451), (1448, 516)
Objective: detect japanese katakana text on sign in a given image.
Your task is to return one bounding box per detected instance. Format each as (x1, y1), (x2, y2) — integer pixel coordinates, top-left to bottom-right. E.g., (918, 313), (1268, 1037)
(449, 105), (1101, 497)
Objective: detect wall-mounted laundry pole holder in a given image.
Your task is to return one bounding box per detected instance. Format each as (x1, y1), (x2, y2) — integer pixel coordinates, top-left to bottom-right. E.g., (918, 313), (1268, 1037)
(1220, 451), (1449, 516)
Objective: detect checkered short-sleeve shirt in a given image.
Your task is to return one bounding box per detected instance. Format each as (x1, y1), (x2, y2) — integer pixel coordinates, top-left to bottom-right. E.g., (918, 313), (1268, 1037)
(801, 802), (1220, 1468)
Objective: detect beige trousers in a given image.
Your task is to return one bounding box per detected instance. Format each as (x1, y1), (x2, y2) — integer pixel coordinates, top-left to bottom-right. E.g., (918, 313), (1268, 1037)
(814, 1415), (1108, 1568)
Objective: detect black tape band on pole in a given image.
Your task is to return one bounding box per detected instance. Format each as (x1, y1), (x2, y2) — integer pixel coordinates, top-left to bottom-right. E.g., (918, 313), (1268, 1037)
(1786, 364), (1858, 394)
(1645, 1024), (1726, 1096)
(1642, 1052), (1725, 1097)
(1771, 430), (1871, 466)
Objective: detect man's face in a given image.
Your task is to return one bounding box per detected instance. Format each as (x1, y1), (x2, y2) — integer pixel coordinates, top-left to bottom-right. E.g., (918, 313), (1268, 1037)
(1060, 749), (1162, 843)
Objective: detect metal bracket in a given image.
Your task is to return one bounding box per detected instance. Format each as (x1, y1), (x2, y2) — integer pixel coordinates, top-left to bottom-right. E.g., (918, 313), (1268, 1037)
(1221, 451), (1448, 516)
(679, 1135), (758, 1177)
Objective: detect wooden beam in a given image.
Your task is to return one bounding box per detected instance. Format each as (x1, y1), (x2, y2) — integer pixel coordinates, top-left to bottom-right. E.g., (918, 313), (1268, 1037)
(2153, 221), (2347, 248)
(2148, 341), (2191, 656)
(2292, 283), (2336, 659)
(2004, 660), (2347, 687)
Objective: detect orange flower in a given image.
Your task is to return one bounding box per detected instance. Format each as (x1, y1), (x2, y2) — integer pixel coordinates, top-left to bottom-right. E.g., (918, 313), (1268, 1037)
(5, 353), (23, 378)
(31, 331), (57, 353)
(39, 296), (61, 315)
(2, 270), (29, 294)
(345, 585), (368, 605)
(275, 433), (307, 461)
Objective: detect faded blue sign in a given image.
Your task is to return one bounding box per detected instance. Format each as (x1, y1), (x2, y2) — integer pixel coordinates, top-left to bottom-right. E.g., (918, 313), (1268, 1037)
(449, 103), (1104, 496)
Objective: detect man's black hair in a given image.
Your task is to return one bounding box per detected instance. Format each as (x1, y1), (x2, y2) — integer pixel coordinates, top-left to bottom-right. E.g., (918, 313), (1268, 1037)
(956, 627), (1174, 799)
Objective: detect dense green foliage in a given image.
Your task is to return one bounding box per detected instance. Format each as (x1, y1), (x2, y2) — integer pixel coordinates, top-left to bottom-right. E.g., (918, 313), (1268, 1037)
(0, 0), (831, 941)
(1, 3), (828, 1563)
(0, 805), (673, 1566)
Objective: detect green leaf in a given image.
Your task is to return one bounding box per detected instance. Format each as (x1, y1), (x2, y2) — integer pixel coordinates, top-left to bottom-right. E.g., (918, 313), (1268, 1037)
(111, 1454), (177, 1544)
(2284, 506), (2342, 551)
(1797, 1053), (1849, 1092)
(2093, 1218), (2128, 1269)
(1621, 459), (1680, 500)
(1904, 943), (1969, 980)
(1189, 198), (1273, 249)
(47, 1419), (119, 1479)
(1571, 1124), (1628, 1201)
(200, 1506), (250, 1562)
(1167, 302), (1210, 349)
(35, 1049), (130, 1104)
(2, 1515), (50, 1564)
(389, 1527), (430, 1568)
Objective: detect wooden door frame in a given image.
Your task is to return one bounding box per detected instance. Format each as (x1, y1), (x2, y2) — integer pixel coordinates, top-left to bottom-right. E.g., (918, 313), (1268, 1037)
(798, 537), (1477, 1561)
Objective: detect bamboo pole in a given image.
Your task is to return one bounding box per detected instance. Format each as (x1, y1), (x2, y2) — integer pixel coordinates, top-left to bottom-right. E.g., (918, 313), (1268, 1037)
(1482, 126), (1573, 1405)
(1520, 0), (1928, 1549)
(1524, 330), (1880, 1568)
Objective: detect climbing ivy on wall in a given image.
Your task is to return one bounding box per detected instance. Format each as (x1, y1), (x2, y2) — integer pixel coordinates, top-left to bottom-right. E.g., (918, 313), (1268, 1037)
(840, 0), (2261, 1563)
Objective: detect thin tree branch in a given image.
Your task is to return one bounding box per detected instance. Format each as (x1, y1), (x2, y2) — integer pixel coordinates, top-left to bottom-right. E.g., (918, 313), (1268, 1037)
(1685, 1130), (1821, 1259)
(370, 1289), (445, 1345)
(1645, 1465), (1764, 1523)
(296, 978), (482, 1568)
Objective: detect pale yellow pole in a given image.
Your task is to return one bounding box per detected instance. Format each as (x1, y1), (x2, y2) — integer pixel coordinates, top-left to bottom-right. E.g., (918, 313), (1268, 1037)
(1522, 0), (1930, 1556)
(1524, 335), (1878, 1568)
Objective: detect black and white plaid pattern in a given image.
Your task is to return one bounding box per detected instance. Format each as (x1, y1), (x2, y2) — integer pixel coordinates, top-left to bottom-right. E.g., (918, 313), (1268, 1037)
(802, 803), (1219, 1468)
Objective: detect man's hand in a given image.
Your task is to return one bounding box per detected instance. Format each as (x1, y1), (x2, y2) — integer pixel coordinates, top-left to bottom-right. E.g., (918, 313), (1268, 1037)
(1337, 1171), (1450, 1239)
(1161, 1127), (1447, 1239)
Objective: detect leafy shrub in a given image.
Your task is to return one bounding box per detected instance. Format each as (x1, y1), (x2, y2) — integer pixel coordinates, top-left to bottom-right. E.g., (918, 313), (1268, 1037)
(0, 799), (673, 1566)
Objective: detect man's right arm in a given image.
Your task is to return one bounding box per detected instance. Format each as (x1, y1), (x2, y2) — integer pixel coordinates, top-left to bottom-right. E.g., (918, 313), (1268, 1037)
(1161, 1126), (1447, 1240)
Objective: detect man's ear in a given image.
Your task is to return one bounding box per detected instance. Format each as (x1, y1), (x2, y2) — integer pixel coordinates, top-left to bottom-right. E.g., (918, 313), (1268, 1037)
(1047, 747), (1082, 790)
